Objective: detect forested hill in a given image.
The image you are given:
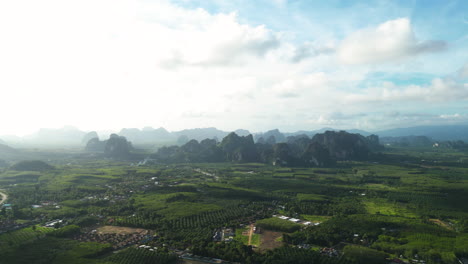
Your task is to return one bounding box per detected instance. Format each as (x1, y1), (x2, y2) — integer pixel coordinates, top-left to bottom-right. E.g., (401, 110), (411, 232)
(85, 134), (133, 158)
(0, 143), (19, 161)
(151, 130), (383, 167)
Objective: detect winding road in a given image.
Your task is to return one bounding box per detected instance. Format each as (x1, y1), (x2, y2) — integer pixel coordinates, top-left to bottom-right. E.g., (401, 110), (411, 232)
(0, 190), (7, 205)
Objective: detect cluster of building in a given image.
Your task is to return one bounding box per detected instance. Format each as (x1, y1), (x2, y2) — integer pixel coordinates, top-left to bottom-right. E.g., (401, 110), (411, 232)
(212, 227), (235, 242)
(408, 258), (426, 264)
(320, 247), (339, 257)
(296, 243), (311, 249)
(74, 231), (151, 250)
(1, 203), (12, 210)
(31, 201), (61, 209)
(138, 244), (159, 252)
(274, 215), (321, 226)
(44, 219), (63, 228)
(76, 194), (133, 205)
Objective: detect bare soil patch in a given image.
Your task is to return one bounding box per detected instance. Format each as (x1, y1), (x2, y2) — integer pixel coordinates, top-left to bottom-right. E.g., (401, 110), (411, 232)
(96, 226), (150, 235)
(429, 219), (453, 230)
(0, 191), (7, 204)
(259, 230), (283, 252)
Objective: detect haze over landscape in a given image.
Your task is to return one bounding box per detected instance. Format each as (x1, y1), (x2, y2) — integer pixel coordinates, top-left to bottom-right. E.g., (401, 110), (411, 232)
(2, 1), (468, 264)
(0, 0), (467, 136)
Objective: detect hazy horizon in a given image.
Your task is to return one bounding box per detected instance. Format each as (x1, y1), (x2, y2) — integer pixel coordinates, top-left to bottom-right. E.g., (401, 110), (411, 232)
(1, 124), (372, 138)
(2, 123), (468, 141)
(0, 0), (467, 136)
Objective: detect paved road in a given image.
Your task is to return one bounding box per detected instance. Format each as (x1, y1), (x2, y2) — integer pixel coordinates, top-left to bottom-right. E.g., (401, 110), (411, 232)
(0, 190), (7, 205)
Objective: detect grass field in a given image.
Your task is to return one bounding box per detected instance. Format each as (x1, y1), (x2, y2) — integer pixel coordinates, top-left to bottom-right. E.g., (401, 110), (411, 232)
(363, 198), (417, 218)
(296, 193), (327, 202)
(235, 227), (260, 247)
(256, 218), (301, 233)
(300, 214), (331, 223)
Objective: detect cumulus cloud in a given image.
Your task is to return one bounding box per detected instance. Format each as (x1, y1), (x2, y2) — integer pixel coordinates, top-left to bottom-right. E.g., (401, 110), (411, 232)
(158, 12), (281, 68)
(338, 18), (447, 64)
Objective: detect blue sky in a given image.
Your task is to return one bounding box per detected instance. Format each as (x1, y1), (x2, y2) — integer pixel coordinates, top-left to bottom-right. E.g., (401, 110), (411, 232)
(0, 0), (467, 135)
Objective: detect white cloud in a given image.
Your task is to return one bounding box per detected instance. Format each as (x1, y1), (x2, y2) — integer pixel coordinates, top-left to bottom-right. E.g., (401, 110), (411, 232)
(439, 113), (461, 119)
(316, 112), (360, 126)
(351, 113), (468, 131)
(294, 43), (335, 63)
(0, 1), (463, 135)
(157, 12), (281, 67)
(338, 18), (446, 64)
(0, 0), (288, 133)
(345, 78), (468, 104)
(271, 72), (329, 98)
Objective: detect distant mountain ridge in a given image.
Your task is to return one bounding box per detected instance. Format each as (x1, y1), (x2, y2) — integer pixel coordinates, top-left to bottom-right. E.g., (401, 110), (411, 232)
(26, 126), (87, 146)
(118, 127), (252, 145)
(374, 125), (468, 141)
(0, 143), (17, 153)
(1, 124), (467, 147)
(283, 128), (373, 138)
(0, 143), (21, 161)
(1, 126), (87, 147)
(258, 126), (468, 143)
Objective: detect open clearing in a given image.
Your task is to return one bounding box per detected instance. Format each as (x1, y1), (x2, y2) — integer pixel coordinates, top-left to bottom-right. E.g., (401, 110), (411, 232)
(236, 226), (260, 247)
(363, 198), (417, 218)
(258, 230), (283, 252)
(96, 226), (150, 235)
(429, 219), (454, 230)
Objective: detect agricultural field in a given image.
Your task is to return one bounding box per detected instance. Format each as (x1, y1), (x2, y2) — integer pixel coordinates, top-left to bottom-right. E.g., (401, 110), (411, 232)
(1, 147), (468, 263)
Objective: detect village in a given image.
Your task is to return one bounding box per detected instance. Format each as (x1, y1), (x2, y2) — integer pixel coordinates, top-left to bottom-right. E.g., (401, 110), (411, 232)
(74, 226), (153, 250)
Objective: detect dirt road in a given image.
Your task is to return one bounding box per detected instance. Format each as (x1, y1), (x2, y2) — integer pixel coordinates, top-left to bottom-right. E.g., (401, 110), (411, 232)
(248, 224), (254, 245)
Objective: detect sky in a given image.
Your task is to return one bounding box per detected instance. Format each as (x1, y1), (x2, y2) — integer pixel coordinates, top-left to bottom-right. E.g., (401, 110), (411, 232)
(0, 0), (467, 136)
